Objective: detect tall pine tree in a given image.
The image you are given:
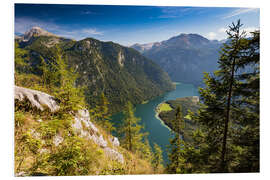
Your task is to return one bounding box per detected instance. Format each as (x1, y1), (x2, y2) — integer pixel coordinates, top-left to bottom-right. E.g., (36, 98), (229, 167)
(184, 20), (259, 173)
(166, 106), (186, 174)
(91, 92), (115, 133)
(152, 143), (163, 173)
(120, 101), (145, 153)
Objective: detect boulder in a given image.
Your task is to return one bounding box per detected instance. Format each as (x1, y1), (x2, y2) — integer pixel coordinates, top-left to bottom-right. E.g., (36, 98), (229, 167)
(104, 147), (124, 164)
(15, 86), (60, 112)
(110, 137), (120, 147)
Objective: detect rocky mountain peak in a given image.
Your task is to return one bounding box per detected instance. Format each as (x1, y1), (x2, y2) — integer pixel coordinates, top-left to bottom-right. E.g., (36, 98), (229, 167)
(23, 26), (57, 41)
(164, 33), (210, 48)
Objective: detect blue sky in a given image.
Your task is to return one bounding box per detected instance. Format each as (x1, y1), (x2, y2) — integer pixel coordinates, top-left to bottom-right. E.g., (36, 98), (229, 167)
(15, 4), (260, 46)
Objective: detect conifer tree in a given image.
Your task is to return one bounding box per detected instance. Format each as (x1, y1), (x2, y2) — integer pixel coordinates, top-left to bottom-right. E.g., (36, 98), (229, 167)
(185, 20), (259, 173)
(228, 30), (260, 172)
(50, 45), (86, 112)
(152, 143), (163, 173)
(139, 137), (153, 162)
(91, 93), (115, 133)
(120, 101), (144, 153)
(166, 106), (186, 174)
(14, 42), (31, 74)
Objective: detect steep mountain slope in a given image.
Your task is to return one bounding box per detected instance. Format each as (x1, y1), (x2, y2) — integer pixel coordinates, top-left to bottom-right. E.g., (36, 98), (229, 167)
(14, 86), (155, 176)
(15, 27), (175, 113)
(131, 34), (222, 86)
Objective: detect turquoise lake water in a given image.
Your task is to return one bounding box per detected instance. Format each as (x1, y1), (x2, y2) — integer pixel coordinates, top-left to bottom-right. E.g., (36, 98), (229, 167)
(111, 83), (199, 163)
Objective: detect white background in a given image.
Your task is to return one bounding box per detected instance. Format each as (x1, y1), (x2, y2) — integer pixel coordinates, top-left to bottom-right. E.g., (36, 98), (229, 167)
(1, 0), (269, 180)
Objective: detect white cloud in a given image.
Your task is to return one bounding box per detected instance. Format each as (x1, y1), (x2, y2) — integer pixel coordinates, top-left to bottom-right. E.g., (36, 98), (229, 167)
(158, 7), (206, 19)
(15, 17), (60, 34)
(15, 17), (104, 40)
(218, 28), (227, 33)
(82, 28), (103, 35)
(222, 8), (259, 19)
(206, 32), (217, 40)
(243, 27), (260, 37)
(206, 26), (259, 41)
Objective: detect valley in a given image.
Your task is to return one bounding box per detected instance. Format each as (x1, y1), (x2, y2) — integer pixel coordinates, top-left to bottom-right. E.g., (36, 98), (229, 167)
(111, 83), (199, 163)
(14, 4), (260, 175)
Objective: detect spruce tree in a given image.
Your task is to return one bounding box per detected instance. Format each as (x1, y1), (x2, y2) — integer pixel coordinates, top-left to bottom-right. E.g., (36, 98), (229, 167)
(152, 143), (163, 173)
(184, 20), (259, 173)
(50, 45), (86, 112)
(228, 30), (260, 172)
(139, 137), (153, 162)
(120, 101), (144, 153)
(91, 92), (115, 133)
(166, 106), (186, 174)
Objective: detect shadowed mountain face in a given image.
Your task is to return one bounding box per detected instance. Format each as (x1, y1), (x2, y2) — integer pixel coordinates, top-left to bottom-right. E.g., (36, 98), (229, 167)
(131, 34), (223, 86)
(15, 27), (175, 113)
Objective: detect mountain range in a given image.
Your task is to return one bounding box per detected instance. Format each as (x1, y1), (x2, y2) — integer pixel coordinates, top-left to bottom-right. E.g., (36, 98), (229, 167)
(15, 27), (175, 113)
(131, 33), (224, 86)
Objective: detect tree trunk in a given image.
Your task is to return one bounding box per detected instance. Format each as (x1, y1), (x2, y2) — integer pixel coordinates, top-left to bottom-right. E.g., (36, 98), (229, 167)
(221, 57), (236, 172)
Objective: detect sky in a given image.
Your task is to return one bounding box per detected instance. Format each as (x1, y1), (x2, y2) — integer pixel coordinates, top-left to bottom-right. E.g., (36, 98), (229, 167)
(15, 4), (260, 46)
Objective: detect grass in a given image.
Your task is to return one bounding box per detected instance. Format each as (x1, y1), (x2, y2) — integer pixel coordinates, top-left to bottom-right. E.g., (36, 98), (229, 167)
(184, 114), (192, 120)
(156, 103), (173, 114)
(141, 100), (149, 104)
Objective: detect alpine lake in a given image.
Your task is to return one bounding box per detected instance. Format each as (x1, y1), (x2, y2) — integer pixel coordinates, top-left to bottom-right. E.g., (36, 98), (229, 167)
(110, 83), (199, 163)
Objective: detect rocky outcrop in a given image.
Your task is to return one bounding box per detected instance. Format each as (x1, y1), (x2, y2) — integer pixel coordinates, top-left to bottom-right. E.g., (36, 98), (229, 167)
(118, 51), (125, 67)
(15, 86), (60, 112)
(104, 147), (124, 163)
(72, 109), (108, 148)
(72, 109), (124, 163)
(110, 137), (120, 147)
(15, 86), (124, 163)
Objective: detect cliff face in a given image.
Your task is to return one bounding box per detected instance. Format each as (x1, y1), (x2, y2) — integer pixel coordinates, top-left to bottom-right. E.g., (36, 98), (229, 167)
(15, 86), (124, 176)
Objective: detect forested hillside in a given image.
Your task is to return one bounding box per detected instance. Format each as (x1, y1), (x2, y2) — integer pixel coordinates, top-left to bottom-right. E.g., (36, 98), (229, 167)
(14, 29), (165, 175)
(131, 33), (221, 86)
(15, 27), (175, 113)
(165, 21), (259, 173)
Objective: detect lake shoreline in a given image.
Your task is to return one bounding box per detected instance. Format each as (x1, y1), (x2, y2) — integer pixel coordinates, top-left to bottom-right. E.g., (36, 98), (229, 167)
(154, 102), (173, 132)
(111, 82), (199, 162)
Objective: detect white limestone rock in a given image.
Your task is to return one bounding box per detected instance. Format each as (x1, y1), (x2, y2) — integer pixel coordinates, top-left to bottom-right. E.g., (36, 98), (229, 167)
(53, 134), (64, 146)
(104, 147), (124, 164)
(14, 86), (124, 164)
(118, 51), (125, 67)
(15, 86), (60, 112)
(110, 136), (120, 147)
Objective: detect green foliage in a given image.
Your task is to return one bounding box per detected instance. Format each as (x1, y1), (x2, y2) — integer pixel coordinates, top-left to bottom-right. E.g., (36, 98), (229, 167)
(15, 42), (31, 73)
(158, 97), (199, 142)
(100, 161), (126, 175)
(14, 34), (158, 176)
(120, 101), (146, 153)
(180, 20), (260, 173)
(46, 136), (103, 176)
(91, 93), (115, 133)
(139, 137), (153, 162)
(16, 35), (175, 114)
(152, 143), (163, 173)
(15, 128), (42, 172)
(166, 106), (187, 174)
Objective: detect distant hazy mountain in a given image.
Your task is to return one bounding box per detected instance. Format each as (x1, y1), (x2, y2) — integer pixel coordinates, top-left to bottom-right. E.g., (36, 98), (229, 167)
(15, 27), (175, 113)
(131, 42), (161, 53)
(131, 33), (223, 86)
